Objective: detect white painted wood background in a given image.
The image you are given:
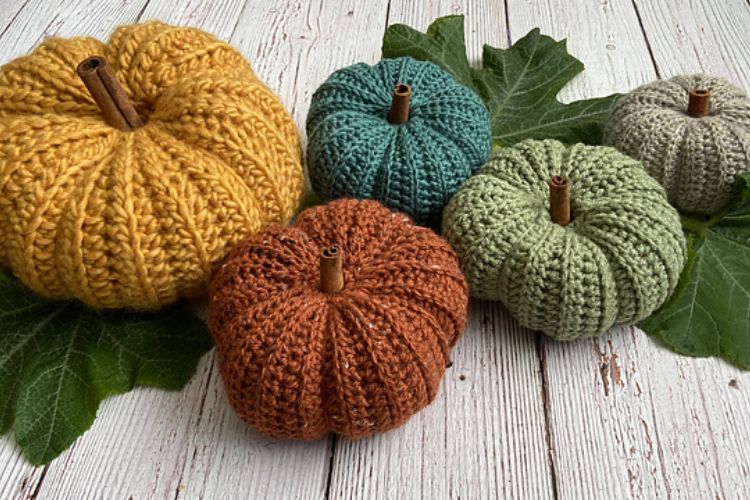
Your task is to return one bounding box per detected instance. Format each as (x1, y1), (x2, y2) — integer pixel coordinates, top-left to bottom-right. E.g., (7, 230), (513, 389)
(1, 0), (749, 498)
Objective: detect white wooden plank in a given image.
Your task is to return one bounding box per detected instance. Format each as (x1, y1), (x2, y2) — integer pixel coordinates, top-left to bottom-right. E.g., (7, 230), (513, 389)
(385, 0), (504, 64)
(139, 0), (247, 38)
(326, 3), (555, 499)
(0, 1), (151, 497)
(227, 0), (312, 125)
(508, 0), (750, 497)
(35, 356), (215, 499)
(29, 1), (397, 498)
(330, 302), (555, 500)
(226, 0), (392, 129)
(0, 0), (150, 62)
(9, 1), (344, 496)
(1, 1), (750, 499)
(508, 0), (656, 100)
(157, 1), (391, 497)
(145, 3), (393, 498)
(633, 0), (750, 84)
(0, 436), (45, 499)
(0, 11), (54, 499)
(34, 353), (333, 500)
(627, 0), (750, 496)
(0, 0), (30, 39)
(539, 328), (750, 499)
(162, 353), (333, 500)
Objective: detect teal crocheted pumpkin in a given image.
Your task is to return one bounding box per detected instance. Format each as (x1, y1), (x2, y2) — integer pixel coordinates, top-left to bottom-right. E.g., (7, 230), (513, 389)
(306, 57), (491, 228)
(443, 139), (687, 340)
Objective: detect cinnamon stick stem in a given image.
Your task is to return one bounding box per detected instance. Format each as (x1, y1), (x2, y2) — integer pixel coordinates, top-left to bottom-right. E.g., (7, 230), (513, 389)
(387, 83), (411, 124)
(687, 89), (710, 118)
(549, 175), (571, 226)
(77, 56), (143, 131)
(320, 245), (344, 294)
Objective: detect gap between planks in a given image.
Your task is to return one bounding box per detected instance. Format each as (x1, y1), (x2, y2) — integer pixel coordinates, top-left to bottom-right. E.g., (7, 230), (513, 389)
(629, 0), (661, 78)
(535, 334), (559, 500)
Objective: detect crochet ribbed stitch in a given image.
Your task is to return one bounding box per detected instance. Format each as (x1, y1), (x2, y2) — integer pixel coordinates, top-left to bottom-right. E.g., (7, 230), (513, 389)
(605, 74), (750, 215)
(0, 22), (304, 310)
(443, 139), (686, 340)
(306, 57), (491, 229)
(209, 198), (468, 439)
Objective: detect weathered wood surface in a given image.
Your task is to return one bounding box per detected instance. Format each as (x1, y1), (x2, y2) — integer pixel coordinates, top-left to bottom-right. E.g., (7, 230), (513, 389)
(0, 0), (749, 499)
(509, 1), (750, 497)
(327, 2), (555, 499)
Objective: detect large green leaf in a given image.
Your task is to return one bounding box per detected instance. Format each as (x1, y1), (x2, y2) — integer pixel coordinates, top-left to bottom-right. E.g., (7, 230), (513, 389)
(382, 15), (621, 146)
(0, 270), (213, 465)
(640, 173), (750, 369)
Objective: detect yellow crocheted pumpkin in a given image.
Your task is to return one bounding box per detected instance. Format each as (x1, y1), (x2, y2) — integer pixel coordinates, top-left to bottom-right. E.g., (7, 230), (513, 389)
(0, 22), (304, 310)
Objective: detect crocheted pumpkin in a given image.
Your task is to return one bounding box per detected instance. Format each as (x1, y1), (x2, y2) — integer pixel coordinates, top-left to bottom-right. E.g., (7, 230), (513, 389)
(443, 139), (686, 340)
(605, 74), (750, 215)
(0, 22), (304, 310)
(209, 198), (468, 439)
(306, 57), (492, 229)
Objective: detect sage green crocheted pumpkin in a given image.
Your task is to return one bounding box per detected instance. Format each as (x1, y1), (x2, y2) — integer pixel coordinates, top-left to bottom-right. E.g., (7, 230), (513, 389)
(442, 139), (687, 340)
(605, 74), (750, 215)
(306, 57), (491, 229)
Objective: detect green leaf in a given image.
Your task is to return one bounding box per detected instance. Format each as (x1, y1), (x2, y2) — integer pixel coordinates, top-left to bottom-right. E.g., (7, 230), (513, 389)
(382, 15), (622, 146)
(640, 173), (750, 369)
(0, 270), (213, 464)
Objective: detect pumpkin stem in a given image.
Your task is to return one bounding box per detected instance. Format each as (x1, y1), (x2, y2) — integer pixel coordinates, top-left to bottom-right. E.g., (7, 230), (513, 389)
(320, 245), (344, 293)
(549, 175), (571, 226)
(388, 83), (411, 124)
(77, 56), (144, 131)
(687, 89), (710, 118)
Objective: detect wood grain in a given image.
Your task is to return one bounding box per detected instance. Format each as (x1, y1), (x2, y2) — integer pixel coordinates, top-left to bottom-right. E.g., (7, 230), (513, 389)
(4, 1), (346, 496)
(225, 0), (391, 127)
(36, 358), (215, 499)
(326, 2), (555, 499)
(0, 2), (151, 497)
(0, 0), (150, 62)
(156, 1), (394, 496)
(140, 0), (247, 37)
(0, 436), (45, 499)
(167, 4), (394, 495)
(0, 0), (30, 43)
(329, 302), (555, 499)
(509, 1), (750, 497)
(633, 0), (750, 84)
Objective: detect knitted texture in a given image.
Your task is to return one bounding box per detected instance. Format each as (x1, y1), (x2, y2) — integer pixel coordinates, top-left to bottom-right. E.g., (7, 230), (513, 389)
(306, 57), (491, 229)
(605, 74), (750, 215)
(443, 139), (686, 340)
(209, 198), (468, 439)
(0, 22), (304, 310)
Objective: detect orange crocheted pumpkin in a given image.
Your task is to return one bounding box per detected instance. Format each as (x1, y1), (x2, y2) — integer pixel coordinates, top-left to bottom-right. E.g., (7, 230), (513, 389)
(209, 199), (468, 439)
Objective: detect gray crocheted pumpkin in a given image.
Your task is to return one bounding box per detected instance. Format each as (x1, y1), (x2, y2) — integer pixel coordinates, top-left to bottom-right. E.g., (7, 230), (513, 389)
(605, 74), (750, 215)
